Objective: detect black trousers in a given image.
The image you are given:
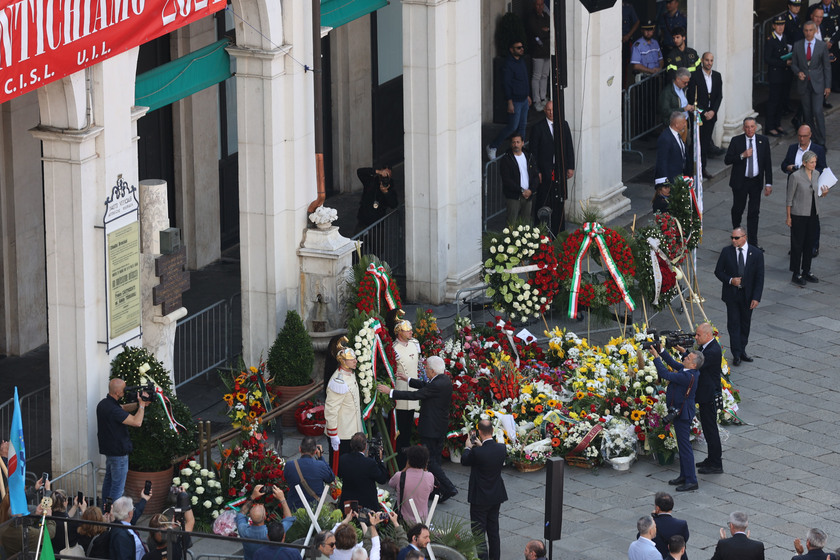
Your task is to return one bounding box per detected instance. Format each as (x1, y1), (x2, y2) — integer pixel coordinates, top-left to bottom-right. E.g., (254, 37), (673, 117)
(725, 295), (753, 360)
(420, 436), (455, 494)
(731, 177), (764, 246)
(394, 409), (415, 470)
(470, 502), (502, 560)
(766, 82), (785, 132)
(699, 115), (716, 169)
(697, 400), (722, 468)
(790, 209), (818, 275)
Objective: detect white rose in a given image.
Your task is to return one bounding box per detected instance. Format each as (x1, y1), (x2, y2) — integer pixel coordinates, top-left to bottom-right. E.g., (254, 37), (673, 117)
(181, 468), (193, 477)
(191, 496), (198, 505)
(196, 487), (205, 495)
(503, 228), (510, 234)
(172, 477), (181, 485)
(504, 237), (511, 243)
(200, 469), (209, 477)
(215, 496), (223, 505)
(208, 472), (216, 479)
(195, 478), (202, 486)
(204, 500), (212, 509)
(212, 510), (220, 519)
(644, 375), (653, 383)
(490, 247), (496, 254)
(182, 482), (190, 489)
(189, 460), (198, 468)
(645, 386), (654, 394)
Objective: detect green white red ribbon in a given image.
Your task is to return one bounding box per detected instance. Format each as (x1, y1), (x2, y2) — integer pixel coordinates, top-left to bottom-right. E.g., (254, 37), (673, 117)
(154, 386), (186, 432)
(360, 319), (396, 421)
(567, 222), (636, 318)
(365, 263), (399, 314)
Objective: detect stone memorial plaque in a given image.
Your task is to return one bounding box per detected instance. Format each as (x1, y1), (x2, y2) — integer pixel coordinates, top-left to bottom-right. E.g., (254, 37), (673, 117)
(153, 247), (190, 315)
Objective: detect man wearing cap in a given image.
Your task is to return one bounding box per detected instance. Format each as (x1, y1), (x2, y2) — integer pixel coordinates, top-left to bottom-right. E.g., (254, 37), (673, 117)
(791, 19), (832, 145)
(657, 0), (687, 51)
(786, 0), (806, 44)
(631, 20), (664, 77)
(664, 27), (700, 80)
(392, 318), (421, 469)
(377, 355), (458, 502)
(688, 52), (724, 173)
(766, 17), (794, 138)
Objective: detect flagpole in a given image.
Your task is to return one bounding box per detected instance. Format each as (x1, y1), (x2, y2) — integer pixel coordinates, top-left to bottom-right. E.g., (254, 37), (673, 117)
(34, 513), (46, 560)
(0, 459), (7, 499)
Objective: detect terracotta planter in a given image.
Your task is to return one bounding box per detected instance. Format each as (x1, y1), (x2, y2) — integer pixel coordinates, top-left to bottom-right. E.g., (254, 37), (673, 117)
(125, 467), (174, 514)
(278, 381), (316, 427)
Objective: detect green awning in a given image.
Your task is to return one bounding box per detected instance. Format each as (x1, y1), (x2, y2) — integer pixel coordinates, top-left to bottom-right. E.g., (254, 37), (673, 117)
(136, 39), (232, 113)
(321, 0), (387, 28)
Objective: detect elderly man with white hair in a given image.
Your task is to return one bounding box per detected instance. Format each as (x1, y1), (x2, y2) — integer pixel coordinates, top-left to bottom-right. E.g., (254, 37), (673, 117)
(109, 490), (150, 560)
(378, 355), (457, 502)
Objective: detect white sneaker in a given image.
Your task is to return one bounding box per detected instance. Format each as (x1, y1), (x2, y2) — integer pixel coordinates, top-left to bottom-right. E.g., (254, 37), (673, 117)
(486, 145), (497, 160)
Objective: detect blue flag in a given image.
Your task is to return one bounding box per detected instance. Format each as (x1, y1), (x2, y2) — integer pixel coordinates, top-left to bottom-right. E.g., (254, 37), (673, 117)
(8, 387), (28, 515)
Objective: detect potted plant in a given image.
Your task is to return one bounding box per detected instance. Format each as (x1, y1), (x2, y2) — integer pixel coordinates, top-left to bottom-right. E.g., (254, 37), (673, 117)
(267, 310), (315, 426)
(110, 346), (197, 512)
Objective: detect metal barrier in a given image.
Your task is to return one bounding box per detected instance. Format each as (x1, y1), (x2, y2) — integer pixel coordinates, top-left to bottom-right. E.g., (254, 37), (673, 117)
(49, 460), (98, 504)
(754, 11), (785, 85)
(0, 386), (50, 462)
(621, 69), (668, 161)
(482, 156), (506, 232)
(351, 207), (406, 276)
(174, 294), (241, 389)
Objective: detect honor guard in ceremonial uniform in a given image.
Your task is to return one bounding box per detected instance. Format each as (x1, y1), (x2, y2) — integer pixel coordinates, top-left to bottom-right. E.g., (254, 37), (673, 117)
(392, 318), (421, 469)
(766, 16), (794, 137)
(325, 339), (363, 466)
(664, 27), (700, 80)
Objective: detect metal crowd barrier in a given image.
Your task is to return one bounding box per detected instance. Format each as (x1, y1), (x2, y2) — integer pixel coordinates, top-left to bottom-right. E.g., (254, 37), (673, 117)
(351, 207), (406, 276)
(482, 155), (506, 232)
(622, 69), (668, 161)
(49, 460), (98, 505)
(174, 294), (241, 389)
(0, 386), (50, 462)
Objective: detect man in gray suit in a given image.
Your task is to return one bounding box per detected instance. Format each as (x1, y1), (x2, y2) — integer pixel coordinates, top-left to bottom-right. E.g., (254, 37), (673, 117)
(791, 20), (832, 145)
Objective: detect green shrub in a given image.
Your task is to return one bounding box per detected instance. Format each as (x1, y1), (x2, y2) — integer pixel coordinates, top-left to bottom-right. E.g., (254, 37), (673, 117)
(267, 310), (314, 386)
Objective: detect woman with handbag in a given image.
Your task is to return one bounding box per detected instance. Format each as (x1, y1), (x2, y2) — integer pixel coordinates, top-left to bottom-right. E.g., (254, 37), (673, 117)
(387, 445), (434, 524)
(76, 506), (111, 559)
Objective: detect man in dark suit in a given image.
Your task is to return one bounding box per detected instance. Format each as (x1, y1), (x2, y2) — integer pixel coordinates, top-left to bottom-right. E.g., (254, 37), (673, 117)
(792, 528), (837, 560)
(462, 419), (507, 560)
(688, 52), (723, 173)
(378, 355), (457, 501)
(685, 323), (723, 474)
(337, 432), (389, 511)
(782, 125), (827, 258)
(397, 524), (430, 560)
(711, 512), (765, 560)
(714, 227), (765, 366)
(650, 347), (703, 492)
(791, 20), (832, 145)
(651, 492), (690, 559)
(724, 118), (773, 249)
(529, 100), (575, 235)
(655, 112), (688, 187)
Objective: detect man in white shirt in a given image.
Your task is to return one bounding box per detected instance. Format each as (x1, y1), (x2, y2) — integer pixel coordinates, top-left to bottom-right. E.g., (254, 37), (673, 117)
(498, 133), (539, 225)
(629, 516), (661, 560)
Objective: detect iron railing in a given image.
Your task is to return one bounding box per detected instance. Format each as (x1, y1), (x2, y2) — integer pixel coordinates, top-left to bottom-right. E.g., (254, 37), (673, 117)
(754, 11), (786, 85)
(621, 69), (668, 161)
(0, 386), (50, 462)
(351, 207), (406, 277)
(174, 293), (242, 389)
(482, 155), (506, 232)
(49, 460), (98, 505)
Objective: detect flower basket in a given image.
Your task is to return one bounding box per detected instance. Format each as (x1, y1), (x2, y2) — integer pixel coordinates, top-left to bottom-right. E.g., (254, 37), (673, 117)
(512, 460), (545, 473)
(564, 454), (597, 469)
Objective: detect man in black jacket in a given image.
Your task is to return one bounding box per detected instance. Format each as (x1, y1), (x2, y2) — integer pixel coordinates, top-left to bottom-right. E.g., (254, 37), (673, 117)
(724, 118), (773, 250)
(498, 133), (539, 225)
(688, 52), (724, 172)
(337, 433), (389, 511)
(529, 101), (575, 234)
(792, 528), (836, 560)
(461, 419), (507, 560)
(711, 512), (765, 560)
(378, 355), (457, 501)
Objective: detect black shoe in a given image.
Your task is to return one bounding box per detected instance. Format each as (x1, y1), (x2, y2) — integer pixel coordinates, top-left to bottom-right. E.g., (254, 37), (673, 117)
(438, 489), (458, 503)
(812, 249), (819, 258)
(740, 354), (754, 363)
(804, 273), (819, 283)
(792, 274), (806, 286)
(668, 476), (685, 486)
(824, 102), (833, 109)
(702, 170), (713, 179)
(696, 460), (709, 468)
(732, 357), (741, 366)
(676, 482), (699, 492)
(698, 465), (724, 474)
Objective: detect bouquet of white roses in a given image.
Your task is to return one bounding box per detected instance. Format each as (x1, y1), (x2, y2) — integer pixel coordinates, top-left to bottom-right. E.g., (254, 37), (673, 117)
(173, 460), (225, 529)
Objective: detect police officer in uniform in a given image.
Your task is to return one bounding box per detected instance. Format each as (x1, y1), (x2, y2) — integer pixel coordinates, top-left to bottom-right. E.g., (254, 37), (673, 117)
(766, 15), (793, 137)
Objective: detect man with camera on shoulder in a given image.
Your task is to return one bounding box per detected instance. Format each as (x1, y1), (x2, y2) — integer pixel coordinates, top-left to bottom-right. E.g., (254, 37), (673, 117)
(338, 432), (389, 511)
(236, 484), (295, 560)
(649, 345), (704, 492)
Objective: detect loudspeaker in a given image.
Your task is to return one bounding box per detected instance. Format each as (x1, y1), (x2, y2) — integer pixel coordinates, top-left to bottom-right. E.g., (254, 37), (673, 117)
(544, 457), (565, 541)
(579, 0), (618, 13)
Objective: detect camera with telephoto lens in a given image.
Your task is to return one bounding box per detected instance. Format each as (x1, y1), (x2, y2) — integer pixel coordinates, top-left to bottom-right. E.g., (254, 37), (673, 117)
(125, 381), (155, 402)
(640, 329), (659, 350)
(368, 436), (383, 460)
(661, 330), (695, 350)
(379, 176), (391, 187)
(357, 507), (379, 525)
(662, 406), (680, 425)
(173, 489), (190, 524)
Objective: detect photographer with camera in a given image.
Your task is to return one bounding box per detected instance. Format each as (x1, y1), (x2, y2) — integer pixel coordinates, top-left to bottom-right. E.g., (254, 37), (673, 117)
(649, 345), (704, 492)
(97, 378), (151, 502)
(283, 436), (334, 512)
(355, 166), (398, 233)
(236, 484), (295, 560)
(338, 433), (389, 512)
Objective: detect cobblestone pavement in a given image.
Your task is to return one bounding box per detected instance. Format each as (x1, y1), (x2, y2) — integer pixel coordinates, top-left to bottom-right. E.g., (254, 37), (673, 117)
(192, 109), (840, 560)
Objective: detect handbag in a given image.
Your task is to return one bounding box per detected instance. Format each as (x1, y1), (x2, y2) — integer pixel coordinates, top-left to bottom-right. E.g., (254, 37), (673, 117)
(59, 522), (85, 558)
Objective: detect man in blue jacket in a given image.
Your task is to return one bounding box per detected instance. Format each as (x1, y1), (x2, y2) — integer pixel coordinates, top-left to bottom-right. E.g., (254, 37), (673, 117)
(650, 346), (703, 492)
(486, 40), (531, 161)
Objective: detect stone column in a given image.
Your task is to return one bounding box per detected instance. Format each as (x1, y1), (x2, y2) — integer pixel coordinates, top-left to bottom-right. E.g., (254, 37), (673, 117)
(564, 2), (629, 223)
(227, 1), (316, 365)
(139, 179), (187, 389)
(687, 0), (756, 147)
(403, 0), (483, 303)
(34, 51), (143, 473)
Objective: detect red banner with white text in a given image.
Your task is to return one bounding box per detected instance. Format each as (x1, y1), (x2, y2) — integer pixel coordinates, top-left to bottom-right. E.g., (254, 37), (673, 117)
(0, 0), (226, 105)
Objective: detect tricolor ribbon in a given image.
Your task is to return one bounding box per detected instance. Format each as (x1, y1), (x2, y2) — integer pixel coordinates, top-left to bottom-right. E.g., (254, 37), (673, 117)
(360, 320), (397, 421)
(365, 263), (399, 314)
(646, 237), (674, 305)
(154, 386), (187, 432)
(256, 375), (273, 414)
(567, 423), (604, 456)
(567, 222), (636, 318)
